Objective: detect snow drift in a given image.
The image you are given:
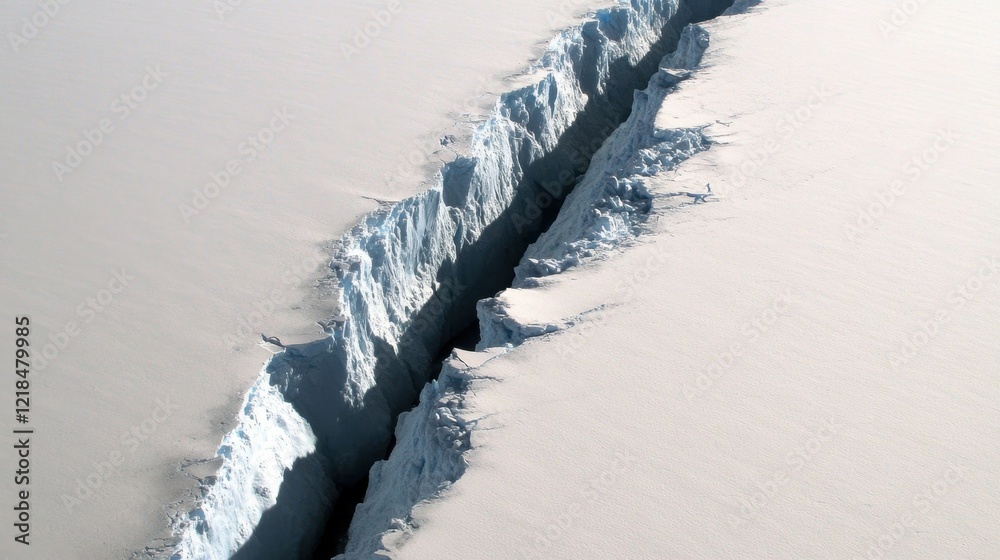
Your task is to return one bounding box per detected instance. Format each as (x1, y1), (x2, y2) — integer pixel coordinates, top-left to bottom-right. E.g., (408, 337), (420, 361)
(169, 1), (734, 559)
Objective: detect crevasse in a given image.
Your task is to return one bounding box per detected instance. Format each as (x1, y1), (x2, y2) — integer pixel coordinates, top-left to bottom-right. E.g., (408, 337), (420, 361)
(168, 1), (735, 559)
(339, 22), (721, 559)
(477, 23), (715, 349)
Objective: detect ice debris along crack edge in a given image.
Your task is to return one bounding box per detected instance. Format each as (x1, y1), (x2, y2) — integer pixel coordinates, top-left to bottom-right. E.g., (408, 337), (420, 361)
(338, 21), (721, 559)
(165, 1), (722, 558)
(479, 28), (716, 349)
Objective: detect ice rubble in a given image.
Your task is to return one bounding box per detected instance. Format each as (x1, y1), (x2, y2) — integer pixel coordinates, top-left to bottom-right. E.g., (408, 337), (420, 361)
(339, 22), (717, 559)
(516, 31), (711, 282)
(169, 1), (732, 558)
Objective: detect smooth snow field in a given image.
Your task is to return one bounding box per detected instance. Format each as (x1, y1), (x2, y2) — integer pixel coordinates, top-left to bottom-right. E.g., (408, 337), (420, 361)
(2, 0), (998, 559)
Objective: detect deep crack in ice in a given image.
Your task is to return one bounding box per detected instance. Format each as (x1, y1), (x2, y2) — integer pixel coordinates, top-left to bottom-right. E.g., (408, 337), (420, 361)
(167, 2), (736, 559)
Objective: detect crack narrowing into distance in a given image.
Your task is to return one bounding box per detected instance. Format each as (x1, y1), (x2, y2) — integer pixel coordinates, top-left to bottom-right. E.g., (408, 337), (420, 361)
(163, 2), (739, 560)
(336, 10), (744, 560)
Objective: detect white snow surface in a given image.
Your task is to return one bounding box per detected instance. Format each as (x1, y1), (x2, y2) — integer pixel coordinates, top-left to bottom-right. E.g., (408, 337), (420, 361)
(351, 1), (1000, 559)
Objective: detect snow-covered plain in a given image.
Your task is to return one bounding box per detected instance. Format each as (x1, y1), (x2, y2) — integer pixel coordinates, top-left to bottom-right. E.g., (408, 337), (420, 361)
(3, 0), (998, 558)
(346, 0), (1000, 558)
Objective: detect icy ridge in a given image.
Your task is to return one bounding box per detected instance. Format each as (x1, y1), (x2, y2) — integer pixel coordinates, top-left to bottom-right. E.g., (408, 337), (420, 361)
(477, 24), (713, 349)
(338, 22), (719, 559)
(169, 1), (687, 558)
(170, 377), (323, 560)
(514, 23), (712, 287)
